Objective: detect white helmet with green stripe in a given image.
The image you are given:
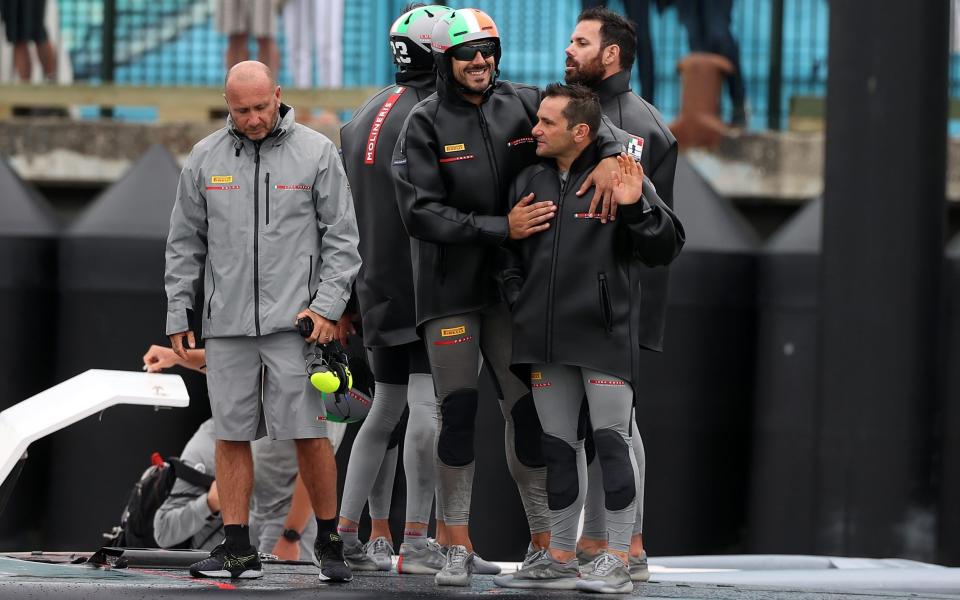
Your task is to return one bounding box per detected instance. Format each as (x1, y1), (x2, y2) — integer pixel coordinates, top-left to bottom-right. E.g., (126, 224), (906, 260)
(390, 4), (453, 71)
(430, 8), (501, 57)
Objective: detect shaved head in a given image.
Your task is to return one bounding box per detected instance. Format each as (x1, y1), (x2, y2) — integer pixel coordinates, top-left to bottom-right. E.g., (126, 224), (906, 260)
(224, 60), (276, 90)
(223, 61), (281, 141)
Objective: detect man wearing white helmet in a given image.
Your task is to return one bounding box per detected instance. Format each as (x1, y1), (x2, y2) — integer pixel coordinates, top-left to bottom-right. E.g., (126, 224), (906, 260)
(394, 7), (632, 587)
(338, 3), (465, 576)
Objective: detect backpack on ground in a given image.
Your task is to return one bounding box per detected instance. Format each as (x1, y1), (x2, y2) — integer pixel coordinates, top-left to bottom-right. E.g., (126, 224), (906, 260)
(103, 452), (215, 549)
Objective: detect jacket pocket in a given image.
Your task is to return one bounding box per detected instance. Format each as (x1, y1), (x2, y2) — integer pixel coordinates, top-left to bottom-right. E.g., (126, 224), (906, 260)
(598, 272), (613, 333)
(206, 262), (218, 319)
(306, 254), (314, 304)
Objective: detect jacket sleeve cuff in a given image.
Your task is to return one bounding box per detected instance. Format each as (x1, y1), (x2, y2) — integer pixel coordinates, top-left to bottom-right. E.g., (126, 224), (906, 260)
(310, 295), (347, 322)
(618, 196), (653, 224)
(480, 215), (509, 245)
(166, 307), (192, 336)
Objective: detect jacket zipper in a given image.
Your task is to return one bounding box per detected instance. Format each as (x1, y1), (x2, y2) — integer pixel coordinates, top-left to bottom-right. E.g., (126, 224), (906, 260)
(598, 272), (613, 332)
(265, 172), (271, 226)
(545, 176), (567, 361)
(206, 263), (217, 319)
(253, 142), (262, 336)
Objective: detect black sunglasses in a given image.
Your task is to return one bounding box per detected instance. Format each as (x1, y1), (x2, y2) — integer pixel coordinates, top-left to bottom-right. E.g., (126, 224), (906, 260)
(449, 41), (497, 61)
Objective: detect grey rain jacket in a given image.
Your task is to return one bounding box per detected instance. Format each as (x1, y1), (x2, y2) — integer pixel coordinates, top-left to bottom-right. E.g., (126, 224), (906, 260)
(165, 104), (360, 338)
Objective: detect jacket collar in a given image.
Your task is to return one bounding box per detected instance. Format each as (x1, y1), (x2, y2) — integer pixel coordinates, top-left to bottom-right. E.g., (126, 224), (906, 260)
(594, 70), (631, 104)
(546, 140), (602, 180)
(395, 69), (436, 90)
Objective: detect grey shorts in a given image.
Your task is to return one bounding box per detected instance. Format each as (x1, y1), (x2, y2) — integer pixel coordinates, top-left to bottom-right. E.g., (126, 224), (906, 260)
(216, 0), (277, 37)
(205, 332), (327, 441)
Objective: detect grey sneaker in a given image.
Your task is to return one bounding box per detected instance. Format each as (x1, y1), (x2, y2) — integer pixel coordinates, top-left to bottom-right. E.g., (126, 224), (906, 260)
(343, 540), (379, 571)
(522, 543), (543, 567)
(493, 550), (579, 590)
(470, 551), (501, 575)
(435, 544), (473, 586)
(577, 546), (602, 573)
(366, 536), (394, 571)
(576, 552), (633, 594)
(397, 539), (446, 574)
(629, 550), (650, 582)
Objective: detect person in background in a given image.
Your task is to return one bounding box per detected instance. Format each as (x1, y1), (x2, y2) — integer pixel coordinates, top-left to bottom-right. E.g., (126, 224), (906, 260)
(580, 0), (657, 104)
(281, 0), (343, 88)
(676, 0), (747, 126)
(218, 0), (280, 73)
(0, 0), (56, 82)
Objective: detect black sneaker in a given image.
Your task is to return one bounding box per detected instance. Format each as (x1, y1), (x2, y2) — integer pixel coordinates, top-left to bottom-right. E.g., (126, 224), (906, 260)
(189, 543), (263, 579)
(313, 532), (353, 582)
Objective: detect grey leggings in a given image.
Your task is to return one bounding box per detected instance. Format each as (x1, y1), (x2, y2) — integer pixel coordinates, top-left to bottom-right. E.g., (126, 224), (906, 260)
(531, 364), (638, 553)
(339, 342), (436, 525)
(423, 303), (549, 532)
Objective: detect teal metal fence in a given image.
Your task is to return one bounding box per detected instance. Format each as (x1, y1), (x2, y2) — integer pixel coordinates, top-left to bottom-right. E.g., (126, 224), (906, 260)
(56, 0), (830, 129)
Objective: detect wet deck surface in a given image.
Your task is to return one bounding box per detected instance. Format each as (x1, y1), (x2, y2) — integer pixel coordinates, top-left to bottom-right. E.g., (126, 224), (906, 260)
(2, 554), (960, 600)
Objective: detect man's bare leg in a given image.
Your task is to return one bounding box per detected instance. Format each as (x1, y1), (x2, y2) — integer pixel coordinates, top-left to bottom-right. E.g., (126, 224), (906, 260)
(37, 40), (56, 80)
(216, 440), (254, 524)
(226, 33), (248, 68)
(255, 36), (279, 75)
(13, 43), (30, 81)
(295, 437), (338, 519)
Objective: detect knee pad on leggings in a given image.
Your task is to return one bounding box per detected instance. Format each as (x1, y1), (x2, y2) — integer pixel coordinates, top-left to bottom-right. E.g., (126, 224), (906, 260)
(388, 406), (409, 450)
(438, 389), (477, 467)
(541, 433), (579, 510)
(594, 428), (635, 511)
(510, 393), (545, 468)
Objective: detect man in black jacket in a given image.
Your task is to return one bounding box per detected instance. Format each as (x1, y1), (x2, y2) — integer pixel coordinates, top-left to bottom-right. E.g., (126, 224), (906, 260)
(493, 83), (683, 594)
(393, 7), (629, 587)
(564, 7), (679, 581)
(338, 4), (464, 576)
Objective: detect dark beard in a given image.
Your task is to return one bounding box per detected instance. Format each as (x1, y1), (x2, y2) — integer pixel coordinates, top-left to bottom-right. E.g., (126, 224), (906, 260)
(564, 56), (605, 87)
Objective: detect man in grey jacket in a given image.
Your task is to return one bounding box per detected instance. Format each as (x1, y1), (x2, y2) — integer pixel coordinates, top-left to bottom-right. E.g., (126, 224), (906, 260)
(164, 60), (361, 582)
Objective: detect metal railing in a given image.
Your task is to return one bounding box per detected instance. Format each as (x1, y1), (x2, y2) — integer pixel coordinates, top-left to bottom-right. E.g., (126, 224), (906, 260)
(49, 0), (831, 128)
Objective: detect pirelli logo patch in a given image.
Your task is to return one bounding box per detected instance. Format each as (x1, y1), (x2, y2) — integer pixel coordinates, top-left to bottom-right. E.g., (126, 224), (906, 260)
(211, 175), (233, 184)
(444, 143), (466, 153)
(441, 325), (466, 337)
(531, 371), (542, 380)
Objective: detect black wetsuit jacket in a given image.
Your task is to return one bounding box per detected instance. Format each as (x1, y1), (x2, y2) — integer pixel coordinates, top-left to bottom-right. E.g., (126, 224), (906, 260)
(503, 141), (685, 384)
(594, 70), (679, 352)
(393, 73), (626, 326)
(340, 70), (436, 347)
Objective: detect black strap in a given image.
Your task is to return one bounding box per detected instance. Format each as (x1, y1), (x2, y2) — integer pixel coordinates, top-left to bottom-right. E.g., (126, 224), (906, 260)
(167, 457), (215, 490)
